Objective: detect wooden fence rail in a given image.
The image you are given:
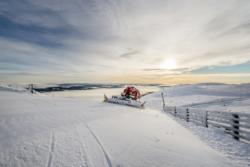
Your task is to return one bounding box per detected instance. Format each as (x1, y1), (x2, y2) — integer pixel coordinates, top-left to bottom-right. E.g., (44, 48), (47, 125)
(163, 105), (250, 144)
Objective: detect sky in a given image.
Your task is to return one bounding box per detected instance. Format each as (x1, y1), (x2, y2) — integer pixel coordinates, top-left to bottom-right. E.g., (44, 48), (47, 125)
(0, 0), (250, 85)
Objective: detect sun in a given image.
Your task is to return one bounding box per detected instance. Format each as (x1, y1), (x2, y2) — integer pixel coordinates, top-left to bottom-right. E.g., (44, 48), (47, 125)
(160, 58), (177, 69)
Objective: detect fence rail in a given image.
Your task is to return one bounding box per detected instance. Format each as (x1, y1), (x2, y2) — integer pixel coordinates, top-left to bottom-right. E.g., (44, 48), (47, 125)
(163, 105), (250, 143)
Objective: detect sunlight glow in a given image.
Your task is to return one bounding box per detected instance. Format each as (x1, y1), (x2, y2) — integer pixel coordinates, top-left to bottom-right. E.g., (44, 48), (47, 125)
(160, 58), (177, 69)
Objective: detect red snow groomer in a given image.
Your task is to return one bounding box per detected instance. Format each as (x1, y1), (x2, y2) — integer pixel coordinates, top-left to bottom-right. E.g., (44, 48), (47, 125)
(122, 86), (141, 100)
(104, 86), (145, 108)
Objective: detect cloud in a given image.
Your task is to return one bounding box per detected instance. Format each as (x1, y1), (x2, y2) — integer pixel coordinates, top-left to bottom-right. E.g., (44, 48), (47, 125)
(120, 50), (139, 58)
(0, 0), (250, 84)
(0, 15), (78, 47)
(203, 2), (250, 40)
(142, 68), (189, 72)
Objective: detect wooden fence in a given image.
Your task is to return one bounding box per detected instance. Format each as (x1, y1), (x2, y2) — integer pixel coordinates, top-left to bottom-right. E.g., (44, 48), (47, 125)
(163, 105), (250, 144)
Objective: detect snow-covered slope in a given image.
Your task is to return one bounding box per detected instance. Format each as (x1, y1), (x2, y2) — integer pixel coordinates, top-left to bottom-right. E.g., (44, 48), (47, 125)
(143, 83), (250, 166)
(164, 83), (250, 97)
(0, 88), (242, 167)
(147, 83), (250, 113)
(0, 83), (28, 92)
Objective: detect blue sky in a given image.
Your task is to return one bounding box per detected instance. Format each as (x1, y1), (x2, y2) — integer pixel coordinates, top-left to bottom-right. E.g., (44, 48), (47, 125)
(0, 0), (250, 84)
(191, 61), (250, 74)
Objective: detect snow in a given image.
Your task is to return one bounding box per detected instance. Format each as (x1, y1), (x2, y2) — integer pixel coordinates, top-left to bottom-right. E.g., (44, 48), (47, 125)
(154, 83), (250, 113)
(0, 83), (27, 92)
(174, 119), (250, 167)
(0, 83), (249, 167)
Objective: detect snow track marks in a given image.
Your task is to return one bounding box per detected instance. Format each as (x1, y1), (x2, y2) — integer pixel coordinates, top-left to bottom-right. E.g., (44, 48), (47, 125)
(75, 126), (90, 167)
(46, 132), (55, 167)
(86, 124), (113, 167)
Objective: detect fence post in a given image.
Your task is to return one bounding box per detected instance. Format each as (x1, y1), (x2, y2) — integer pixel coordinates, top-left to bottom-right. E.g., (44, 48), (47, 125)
(231, 113), (240, 140)
(186, 108), (189, 122)
(204, 111), (208, 128)
(29, 84), (34, 94)
(174, 106), (177, 116)
(161, 92), (165, 112)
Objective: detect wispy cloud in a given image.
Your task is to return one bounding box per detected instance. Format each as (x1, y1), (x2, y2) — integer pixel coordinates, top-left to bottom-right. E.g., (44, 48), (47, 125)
(120, 50), (139, 58)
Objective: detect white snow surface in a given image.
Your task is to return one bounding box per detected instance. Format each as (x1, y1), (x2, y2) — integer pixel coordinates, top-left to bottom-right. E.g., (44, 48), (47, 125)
(0, 83), (27, 92)
(157, 83), (250, 113)
(0, 84), (249, 167)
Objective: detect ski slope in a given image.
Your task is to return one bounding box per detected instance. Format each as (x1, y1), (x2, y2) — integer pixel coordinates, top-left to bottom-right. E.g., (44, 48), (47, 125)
(0, 85), (248, 167)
